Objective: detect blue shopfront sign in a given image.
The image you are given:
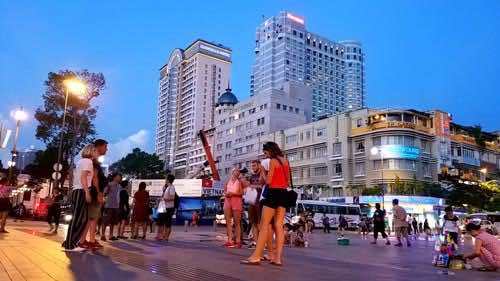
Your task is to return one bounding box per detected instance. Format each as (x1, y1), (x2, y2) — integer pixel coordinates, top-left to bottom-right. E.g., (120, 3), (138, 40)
(380, 145), (420, 159)
(361, 195), (443, 206)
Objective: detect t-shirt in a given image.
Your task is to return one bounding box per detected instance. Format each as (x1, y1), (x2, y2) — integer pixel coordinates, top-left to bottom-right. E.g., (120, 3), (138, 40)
(94, 162), (107, 192)
(0, 185), (12, 198)
(119, 189), (130, 212)
(373, 209), (385, 224)
(104, 182), (121, 208)
(442, 215), (459, 233)
(392, 205), (408, 228)
(73, 158), (94, 190)
(163, 184), (176, 209)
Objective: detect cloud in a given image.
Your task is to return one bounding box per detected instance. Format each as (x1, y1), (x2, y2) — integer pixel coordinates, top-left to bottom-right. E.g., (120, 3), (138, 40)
(106, 129), (149, 164)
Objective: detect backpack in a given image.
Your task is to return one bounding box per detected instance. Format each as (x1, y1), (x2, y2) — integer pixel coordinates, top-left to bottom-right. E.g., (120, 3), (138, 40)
(174, 192), (180, 209)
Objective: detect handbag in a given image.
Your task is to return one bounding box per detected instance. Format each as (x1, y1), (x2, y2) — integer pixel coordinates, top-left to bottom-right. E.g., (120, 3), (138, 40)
(285, 163), (298, 208)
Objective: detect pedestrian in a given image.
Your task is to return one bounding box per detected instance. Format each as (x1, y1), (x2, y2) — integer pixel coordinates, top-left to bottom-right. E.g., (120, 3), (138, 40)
(117, 180), (130, 239)
(464, 222), (500, 271)
(241, 141), (290, 266)
(392, 199), (411, 247)
(93, 139), (109, 237)
(412, 217), (418, 238)
(442, 206), (459, 245)
(338, 214), (348, 237)
(156, 174), (176, 241)
(14, 202), (26, 222)
(358, 217), (368, 239)
(0, 178), (13, 233)
(418, 222), (423, 234)
(62, 144), (94, 251)
(222, 168), (244, 248)
(101, 173), (122, 241)
(245, 160), (266, 248)
(371, 203), (390, 245)
(322, 213), (331, 234)
(132, 182), (150, 239)
(47, 188), (63, 234)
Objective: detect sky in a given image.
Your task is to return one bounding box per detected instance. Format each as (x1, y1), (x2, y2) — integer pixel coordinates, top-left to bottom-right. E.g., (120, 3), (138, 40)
(1, 0), (499, 167)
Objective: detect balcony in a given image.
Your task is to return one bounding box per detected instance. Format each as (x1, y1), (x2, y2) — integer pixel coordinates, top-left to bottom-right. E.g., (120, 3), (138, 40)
(450, 134), (498, 151)
(352, 120), (432, 136)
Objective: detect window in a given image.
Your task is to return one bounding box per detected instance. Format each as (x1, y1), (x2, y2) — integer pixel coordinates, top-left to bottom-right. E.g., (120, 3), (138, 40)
(236, 125), (243, 132)
(217, 132), (223, 138)
(283, 105), (288, 111)
(355, 141), (365, 153)
(295, 108), (299, 114)
(225, 154), (231, 160)
(234, 147), (243, 155)
(245, 121), (253, 129)
(314, 166), (328, 176)
(257, 117), (265, 126)
(334, 163), (342, 176)
(287, 152), (298, 161)
(354, 162), (365, 176)
(249, 108), (256, 114)
(246, 144), (254, 152)
(333, 142), (342, 155)
(356, 118), (363, 128)
(372, 136), (381, 146)
(456, 147), (462, 157)
(276, 103), (281, 109)
(306, 131), (311, 140)
(373, 159), (416, 170)
(216, 144), (223, 151)
(423, 162), (431, 177)
(316, 128), (326, 137)
(216, 156), (222, 163)
(225, 141), (232, 149)
(286, 134), (297, 144)
(314, 146), (327, 158)
(421, 140), (431, 153)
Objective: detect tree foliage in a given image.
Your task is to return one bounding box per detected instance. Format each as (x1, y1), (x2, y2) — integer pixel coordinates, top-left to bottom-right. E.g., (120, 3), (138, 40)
(362, 186), (383, 196)
(447, 180), (499, 211)
(34, 70), (105, 185)
(109, 148), (165, 179)
(23, 147), (59, 180)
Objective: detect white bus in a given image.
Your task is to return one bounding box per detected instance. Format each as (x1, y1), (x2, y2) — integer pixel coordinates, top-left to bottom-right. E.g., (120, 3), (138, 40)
(288, 200), (361, 229)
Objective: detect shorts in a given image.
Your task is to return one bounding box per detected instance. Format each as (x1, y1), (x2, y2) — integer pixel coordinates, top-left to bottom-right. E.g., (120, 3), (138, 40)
(0, 198), (11, 212)
(395, 226), (408, 238)
(248, 203), (261, 226)
(261, 188), (288, 209)
(88, 204), (101, 220)
(157, 208), (175, 227)
(118, 209), (130, 221)
(224, 196), (243, 212)
(104, 208), (119, 225)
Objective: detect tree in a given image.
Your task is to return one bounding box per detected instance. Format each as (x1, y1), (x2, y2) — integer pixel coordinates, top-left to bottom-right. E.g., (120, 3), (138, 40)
(23, 147), (58, 180)
(362, 186), (383, 196)
(471, 125), (486, 149)
(109, 148), (165, 179)
(447, 181), (499, 211)
(35, 70), (105, 187)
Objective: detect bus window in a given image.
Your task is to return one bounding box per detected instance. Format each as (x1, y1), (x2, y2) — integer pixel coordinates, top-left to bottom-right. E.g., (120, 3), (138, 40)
(297, 203), (305, 214)
(338, 206), (347, 215)
(317, 205), (325, 213)
(330, 206), (338, 214)
(348, 207), (360, 215)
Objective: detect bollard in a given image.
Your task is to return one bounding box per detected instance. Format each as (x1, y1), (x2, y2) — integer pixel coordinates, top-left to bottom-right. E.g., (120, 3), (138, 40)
(184, 220), (189, 232)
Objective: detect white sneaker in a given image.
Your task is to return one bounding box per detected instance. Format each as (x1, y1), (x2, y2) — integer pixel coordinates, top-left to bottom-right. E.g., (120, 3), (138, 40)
(64, 247), (87, 252)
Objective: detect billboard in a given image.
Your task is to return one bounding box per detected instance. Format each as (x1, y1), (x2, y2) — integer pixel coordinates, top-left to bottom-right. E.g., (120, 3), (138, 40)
(379, 145), (420, 159)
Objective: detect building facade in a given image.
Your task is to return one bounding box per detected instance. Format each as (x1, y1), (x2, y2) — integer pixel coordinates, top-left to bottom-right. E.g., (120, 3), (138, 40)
(250, 11), (365, 119)
(155, 39), (232, 178)
(213, 81), (312, 179)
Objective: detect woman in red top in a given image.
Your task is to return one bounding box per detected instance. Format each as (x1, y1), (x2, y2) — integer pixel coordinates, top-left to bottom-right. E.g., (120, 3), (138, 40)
(132, 182), (150, 239)
(242, 142), (290, 266)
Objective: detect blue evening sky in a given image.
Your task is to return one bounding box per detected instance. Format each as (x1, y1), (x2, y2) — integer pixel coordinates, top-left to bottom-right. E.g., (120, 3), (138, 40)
(1, 1), (499, 164)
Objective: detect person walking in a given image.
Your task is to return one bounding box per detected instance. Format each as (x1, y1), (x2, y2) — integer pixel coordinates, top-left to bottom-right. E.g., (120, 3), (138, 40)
(222, 168), (244, 248)
(0, 178), (13, 233)
(47, 188), (63, 234)
(412, 217), (418, 238)
(102, 173), (122, 241)
(338, 214), (348, 237)
(242, 142), (290, 266)
(322, 213), (331, 234)
(132, 182), (150, 239)
(442, 206), (459, 245)
(371, 203), (390, 245)
(117, 180), (130, 239)
(246, 160), (266, 248)
(156, 174), (176, 241)
(392, 199), (411, 247)
(424, 218), (432, 240)
(62, 144), (94, 251)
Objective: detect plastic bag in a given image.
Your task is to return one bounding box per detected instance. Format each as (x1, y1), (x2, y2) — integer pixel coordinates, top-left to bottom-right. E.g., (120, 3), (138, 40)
(243, 188), (258, 205)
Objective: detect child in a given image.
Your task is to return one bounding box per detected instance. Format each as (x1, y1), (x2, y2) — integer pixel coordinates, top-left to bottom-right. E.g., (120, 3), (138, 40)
(359, 218), (368, 239)
(293, 225), (306, 247)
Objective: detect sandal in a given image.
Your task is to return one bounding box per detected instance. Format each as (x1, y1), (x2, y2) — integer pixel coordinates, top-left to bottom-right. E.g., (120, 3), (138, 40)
(240, 259), (261, 265)
(270, 261), (283, 267)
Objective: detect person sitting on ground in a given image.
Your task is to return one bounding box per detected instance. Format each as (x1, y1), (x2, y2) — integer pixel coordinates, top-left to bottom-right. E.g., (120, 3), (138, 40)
(284, 223), (293, 246)
(293, 225), (306, 247)
(464, 222), (500, 271)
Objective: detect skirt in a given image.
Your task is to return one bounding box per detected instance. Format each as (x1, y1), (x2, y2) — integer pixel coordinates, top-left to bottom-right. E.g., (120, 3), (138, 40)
(62, 189), (88, 250)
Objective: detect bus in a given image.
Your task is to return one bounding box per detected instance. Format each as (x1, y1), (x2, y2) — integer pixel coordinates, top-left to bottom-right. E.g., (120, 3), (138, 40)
(288, 200), (361, 229)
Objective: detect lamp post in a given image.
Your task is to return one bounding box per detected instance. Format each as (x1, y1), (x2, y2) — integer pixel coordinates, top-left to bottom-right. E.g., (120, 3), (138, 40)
(54, 78), (87, 190)
(8, 107), (28, 184)
(371, 146), (385, 209)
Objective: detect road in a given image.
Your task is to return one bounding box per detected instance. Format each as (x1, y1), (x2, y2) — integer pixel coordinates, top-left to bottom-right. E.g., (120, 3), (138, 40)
(0, 220), (498, 281)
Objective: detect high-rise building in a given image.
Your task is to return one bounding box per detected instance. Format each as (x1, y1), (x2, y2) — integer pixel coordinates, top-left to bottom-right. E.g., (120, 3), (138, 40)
(250, 11), (365, 119)
(17, 148), (39, 171)
(155, 39), (232, 178)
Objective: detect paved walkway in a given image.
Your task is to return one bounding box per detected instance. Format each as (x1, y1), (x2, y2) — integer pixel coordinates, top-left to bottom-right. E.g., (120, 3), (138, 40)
(0, 220), (498, 281)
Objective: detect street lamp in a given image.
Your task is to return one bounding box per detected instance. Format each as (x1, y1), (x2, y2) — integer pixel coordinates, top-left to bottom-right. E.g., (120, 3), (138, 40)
(54, 78), (87, 189)
(371, 146), (385, 209)
(8, 107), (28, 184)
